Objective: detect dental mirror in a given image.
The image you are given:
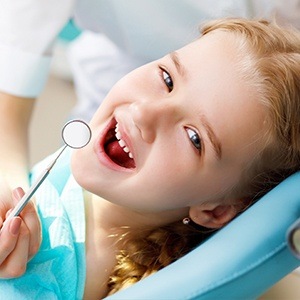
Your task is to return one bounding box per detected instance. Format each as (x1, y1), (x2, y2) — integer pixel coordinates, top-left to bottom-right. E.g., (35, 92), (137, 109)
(1, 120), (91, 233)
(287, 219), (300, 259)
(62, 119), (91, 149)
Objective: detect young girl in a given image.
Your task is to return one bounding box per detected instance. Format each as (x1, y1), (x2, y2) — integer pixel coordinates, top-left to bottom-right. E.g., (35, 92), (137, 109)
(0, 18), (300, 299)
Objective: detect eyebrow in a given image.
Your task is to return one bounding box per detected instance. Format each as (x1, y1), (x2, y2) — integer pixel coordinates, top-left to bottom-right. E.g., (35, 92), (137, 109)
(169, 51), (186, 77)
(200, 114), (222, 160)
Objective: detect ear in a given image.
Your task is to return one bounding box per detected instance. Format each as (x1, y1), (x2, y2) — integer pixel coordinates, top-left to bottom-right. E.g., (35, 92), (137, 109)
(189, 201), (245, 229)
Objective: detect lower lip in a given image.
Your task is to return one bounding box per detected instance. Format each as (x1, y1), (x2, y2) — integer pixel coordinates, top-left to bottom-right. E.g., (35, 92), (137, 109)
(93, 119), (134, 172)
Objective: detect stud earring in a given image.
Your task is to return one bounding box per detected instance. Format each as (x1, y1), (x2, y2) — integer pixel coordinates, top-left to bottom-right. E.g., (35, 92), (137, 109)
(182, 216), (216, 234)
(182, 217), (190, 225)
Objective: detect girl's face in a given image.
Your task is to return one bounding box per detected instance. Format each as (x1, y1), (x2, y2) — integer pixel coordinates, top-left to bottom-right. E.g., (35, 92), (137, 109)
(72, 32), (267, 213)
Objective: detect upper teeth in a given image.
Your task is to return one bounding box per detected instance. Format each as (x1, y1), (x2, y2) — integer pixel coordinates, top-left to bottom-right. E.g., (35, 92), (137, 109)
(115, 123), (133, 159)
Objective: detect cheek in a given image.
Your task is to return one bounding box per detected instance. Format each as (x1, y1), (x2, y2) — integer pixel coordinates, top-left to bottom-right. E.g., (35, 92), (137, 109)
(88, 76), (131, 124)
(139, 154), (200, 207)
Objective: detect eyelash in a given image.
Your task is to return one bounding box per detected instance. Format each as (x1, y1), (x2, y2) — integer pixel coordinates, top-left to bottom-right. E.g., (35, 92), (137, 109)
(159, 67), (174, 92)
(186, 128), (202, 154)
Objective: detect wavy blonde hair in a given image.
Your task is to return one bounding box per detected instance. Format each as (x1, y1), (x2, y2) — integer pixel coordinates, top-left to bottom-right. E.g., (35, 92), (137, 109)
(107, 18), (300, 295)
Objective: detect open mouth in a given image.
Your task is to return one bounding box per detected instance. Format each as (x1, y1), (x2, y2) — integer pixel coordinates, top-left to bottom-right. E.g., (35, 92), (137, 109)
(104, 119), (136, 169)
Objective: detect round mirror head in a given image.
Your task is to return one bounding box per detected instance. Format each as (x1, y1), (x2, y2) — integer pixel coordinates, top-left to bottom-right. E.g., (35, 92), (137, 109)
(62, 120), (92, 149)
(287, 219), (300, 259)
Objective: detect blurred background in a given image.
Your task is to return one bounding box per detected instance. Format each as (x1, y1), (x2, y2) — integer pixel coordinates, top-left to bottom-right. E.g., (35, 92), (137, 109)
(29, 74), (76, 166)
(28, 23), (79, 166)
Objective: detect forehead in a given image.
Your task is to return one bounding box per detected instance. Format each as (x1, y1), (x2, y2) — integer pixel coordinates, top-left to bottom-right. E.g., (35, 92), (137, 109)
(178, 31), (242, 78)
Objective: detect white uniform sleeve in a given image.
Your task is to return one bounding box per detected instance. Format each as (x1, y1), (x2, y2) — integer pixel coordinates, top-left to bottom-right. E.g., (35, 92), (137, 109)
(273, 0), (300, 30)
(0, 0), (75, 97)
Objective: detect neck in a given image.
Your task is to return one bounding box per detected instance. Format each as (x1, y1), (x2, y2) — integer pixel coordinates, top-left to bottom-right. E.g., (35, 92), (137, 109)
(85, 191), (188, 235)
(83, 192), (188, 299)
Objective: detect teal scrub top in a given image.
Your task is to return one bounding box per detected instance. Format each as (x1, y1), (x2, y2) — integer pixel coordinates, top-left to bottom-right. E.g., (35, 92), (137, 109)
(0, 148), (86, 300)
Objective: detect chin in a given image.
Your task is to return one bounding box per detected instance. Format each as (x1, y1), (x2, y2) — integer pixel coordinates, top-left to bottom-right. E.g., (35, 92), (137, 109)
(70, 149), (91, 189)
(70, 148), (116, 198)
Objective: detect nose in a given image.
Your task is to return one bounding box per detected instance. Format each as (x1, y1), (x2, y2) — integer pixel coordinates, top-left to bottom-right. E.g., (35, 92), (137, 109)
(130, 100), (179, 143)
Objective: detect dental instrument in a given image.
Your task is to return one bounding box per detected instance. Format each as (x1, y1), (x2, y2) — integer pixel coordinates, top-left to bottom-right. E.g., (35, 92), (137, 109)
(0, 119), (91, 233)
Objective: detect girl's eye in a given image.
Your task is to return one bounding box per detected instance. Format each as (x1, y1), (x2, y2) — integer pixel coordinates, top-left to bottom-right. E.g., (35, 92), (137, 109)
(186, 128), (202, 152)
(160, 68), (174, 92)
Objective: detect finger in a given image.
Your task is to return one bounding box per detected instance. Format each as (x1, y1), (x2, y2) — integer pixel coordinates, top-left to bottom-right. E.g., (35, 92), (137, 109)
(0, 199), (11, 222)
(5, 209), (12, 219)
(0, 220), (30, 278)
(0, 217), (21, 265)
(12, 187), (25, 207)
(12, 188), (41, 257)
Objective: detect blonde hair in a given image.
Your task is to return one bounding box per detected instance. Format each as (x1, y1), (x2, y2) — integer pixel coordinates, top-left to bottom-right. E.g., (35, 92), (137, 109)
(107, 222), (209, 295)
(107, 18), (300, 294)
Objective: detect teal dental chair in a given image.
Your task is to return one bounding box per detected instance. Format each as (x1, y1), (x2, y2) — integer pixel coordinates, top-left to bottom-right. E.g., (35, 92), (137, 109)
(105, 172), (300, 300)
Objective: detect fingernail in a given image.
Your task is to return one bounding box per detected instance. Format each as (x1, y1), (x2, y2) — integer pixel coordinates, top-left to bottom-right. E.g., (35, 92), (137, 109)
(9, 217), (22, 235)
(12, 187), (24, 199)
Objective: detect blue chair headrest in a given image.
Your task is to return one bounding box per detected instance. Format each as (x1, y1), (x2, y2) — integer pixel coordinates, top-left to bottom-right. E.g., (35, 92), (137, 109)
(106, 172), (300, 300)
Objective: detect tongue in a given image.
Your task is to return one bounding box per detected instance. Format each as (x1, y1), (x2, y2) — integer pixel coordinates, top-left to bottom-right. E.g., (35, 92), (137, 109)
(106, 140), (135, 168)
